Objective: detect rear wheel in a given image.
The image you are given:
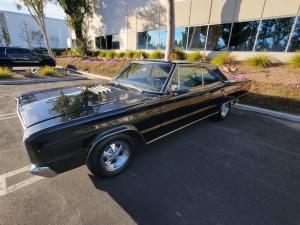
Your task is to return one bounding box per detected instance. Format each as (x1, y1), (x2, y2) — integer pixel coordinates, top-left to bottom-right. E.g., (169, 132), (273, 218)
(40, 60), (55, 67)
(87, 134), (134, 177)
(215, 102), (231, 120)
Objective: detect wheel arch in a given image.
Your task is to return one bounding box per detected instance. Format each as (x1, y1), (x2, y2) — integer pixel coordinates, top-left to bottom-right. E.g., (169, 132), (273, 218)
(86, 125), (145, 163)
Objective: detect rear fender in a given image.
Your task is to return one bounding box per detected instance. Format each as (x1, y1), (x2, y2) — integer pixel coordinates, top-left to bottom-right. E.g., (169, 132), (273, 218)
(86, 125), (145, 163)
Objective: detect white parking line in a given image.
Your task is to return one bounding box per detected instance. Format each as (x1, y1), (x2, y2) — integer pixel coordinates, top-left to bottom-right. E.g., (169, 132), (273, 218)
(0, 116), (18, 121)
(0, 113), (17, 117)
(0, 165), (44, 197)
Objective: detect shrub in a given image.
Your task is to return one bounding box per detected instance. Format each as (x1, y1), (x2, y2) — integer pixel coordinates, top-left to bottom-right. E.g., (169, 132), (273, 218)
(187, 52), (206, 62)
(170, 48), (187, 60)
(105, 50), (116, 59)
(289, 53), (300, 68)
(211, 52), (237, 66)
(38, 66), (59, 76)
(133, 50), (149, 59)
(115, 51), (126, 58)
(244, 54), (273, 68)
(0, 67), (13, 79)
(125, 50), (136, 59)
(149, 50), (164, 59)
(97, 51), (106, 58)
(62, 49), (81, 57)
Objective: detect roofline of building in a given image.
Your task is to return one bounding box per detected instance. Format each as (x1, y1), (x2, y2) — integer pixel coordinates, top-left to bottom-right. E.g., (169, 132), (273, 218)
(0, 10), (66, 22)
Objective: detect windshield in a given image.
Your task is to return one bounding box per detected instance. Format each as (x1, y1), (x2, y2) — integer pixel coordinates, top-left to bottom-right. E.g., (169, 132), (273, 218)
(115, 62), (173, 92)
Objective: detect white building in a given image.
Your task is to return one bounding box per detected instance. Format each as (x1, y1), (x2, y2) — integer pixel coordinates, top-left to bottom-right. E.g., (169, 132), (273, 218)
(0, 10), (69, 49)
(87, 0), (300, 61)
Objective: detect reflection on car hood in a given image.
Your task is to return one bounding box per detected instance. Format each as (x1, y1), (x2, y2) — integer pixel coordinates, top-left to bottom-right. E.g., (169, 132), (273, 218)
(17, 83), (146, 128)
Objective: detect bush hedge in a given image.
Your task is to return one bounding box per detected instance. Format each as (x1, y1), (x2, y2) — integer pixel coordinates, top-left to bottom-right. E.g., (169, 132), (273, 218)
(38, 66), (59, 76)
(289, 53), (300, 68)
(211, 52), (237, 66)
(244, 54), (273, 68)
(0, 67), (13, 79)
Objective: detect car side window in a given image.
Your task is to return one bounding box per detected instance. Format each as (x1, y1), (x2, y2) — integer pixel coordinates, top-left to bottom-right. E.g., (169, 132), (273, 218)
(199, 67), (220, 85)
(171, 66), (221, 90)
(177, 66), (202, 89)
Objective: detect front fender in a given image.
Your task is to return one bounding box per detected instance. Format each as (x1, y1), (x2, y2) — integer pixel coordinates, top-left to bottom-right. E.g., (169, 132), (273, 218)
(86, 125), (145, 163)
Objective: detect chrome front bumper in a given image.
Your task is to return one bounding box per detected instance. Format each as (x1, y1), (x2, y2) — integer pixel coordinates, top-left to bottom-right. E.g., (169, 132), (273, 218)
(30, 164), (57, 178)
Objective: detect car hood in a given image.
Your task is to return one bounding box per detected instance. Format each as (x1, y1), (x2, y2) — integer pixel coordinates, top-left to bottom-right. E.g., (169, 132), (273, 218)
(17, 83), (147, 129)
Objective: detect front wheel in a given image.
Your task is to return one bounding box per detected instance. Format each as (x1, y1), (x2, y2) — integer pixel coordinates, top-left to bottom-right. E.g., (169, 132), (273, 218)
(87, 134), (134, 177)
(215, 102), (231, 120)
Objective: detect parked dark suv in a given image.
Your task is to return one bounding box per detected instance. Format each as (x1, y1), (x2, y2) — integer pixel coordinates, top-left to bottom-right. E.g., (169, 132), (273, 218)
(0, 47), (56, 69)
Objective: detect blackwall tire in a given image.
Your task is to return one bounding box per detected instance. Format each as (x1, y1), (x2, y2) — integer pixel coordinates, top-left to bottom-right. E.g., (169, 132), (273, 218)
(87, 134), (135, 177)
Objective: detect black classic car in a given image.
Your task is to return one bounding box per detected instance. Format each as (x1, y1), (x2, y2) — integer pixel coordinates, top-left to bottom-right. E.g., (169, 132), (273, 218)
(0, 47), (56, 69)
(16, 60), (250, 178)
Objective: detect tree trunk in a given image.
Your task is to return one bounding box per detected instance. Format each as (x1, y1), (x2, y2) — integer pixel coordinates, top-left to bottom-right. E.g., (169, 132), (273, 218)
(74, 23), (88, 56)
(164, 0), (175, 61)
(40, 17), (53, 57)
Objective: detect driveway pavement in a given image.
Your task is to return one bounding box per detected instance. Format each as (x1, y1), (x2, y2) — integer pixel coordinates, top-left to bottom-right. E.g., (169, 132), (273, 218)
(0, 81), (299, 225)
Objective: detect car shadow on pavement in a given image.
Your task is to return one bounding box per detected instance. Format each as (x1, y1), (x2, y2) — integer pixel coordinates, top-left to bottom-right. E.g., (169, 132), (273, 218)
(89, 111), (300, 225)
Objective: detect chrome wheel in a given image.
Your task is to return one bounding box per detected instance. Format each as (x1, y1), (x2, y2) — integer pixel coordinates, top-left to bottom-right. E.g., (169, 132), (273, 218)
(100, 141), (130, 172)
(220, 102), (230, 118)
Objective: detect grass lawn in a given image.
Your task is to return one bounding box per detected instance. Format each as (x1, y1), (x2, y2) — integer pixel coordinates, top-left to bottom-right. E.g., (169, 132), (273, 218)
(56, 56), (300, 115)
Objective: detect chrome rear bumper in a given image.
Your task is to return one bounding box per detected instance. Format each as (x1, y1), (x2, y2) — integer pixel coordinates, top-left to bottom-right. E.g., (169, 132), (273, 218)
(30, 164), (57, 178)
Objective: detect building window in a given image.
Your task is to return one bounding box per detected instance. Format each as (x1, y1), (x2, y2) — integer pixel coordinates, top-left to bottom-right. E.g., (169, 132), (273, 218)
(255, 17), (294, 52)
(206, 23), (232, 51)
(288, 17), (300, 52)
(95, 34), (120, 50)
(147, 30), (160, 50)
(137, 30), (166, 50)
(159, 29), (167, 50)
(175, 27), (188, 49)
(95, 36), (107, 49)
(137, 32), (148, 49)
(229, 21), (260, 51)
(187, 26), (208, 50)
(112, 34), (120, 49)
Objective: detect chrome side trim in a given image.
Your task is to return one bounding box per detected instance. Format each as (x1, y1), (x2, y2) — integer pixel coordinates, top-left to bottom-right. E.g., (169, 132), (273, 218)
(146, 112), (218, 144)
(30, 164), (57, 178)
(15, 97), (26, 130)
(141, 105), (215, 134)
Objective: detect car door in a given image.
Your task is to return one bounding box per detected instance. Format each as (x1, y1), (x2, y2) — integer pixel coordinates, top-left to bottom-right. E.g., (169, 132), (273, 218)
(159, 64), (225, 134)
(21, 49), (38, 66)
(5, 48), (22, 66)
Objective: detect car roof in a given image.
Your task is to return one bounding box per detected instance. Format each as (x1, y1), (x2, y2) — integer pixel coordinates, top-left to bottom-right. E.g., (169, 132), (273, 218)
(131, 59), (218, 69)
(0, 46), (30, 49)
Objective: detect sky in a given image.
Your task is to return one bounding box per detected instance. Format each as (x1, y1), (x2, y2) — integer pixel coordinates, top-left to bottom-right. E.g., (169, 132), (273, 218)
(0, 0), (66, 19)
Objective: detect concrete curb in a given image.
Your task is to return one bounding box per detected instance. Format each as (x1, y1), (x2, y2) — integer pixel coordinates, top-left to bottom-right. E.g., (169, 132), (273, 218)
(55, 66), (111, 81)
(0, 76), (87, 85)
(234, 104), (300, 122)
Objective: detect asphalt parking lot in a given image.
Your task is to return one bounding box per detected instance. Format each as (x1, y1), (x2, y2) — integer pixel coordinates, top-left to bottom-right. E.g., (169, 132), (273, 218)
(0, 80), (300, 225)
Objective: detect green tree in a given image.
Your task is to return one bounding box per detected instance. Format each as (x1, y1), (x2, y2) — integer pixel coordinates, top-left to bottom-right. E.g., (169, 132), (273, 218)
(55, 0), (92, 56)
(17, 0), (53, 56)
